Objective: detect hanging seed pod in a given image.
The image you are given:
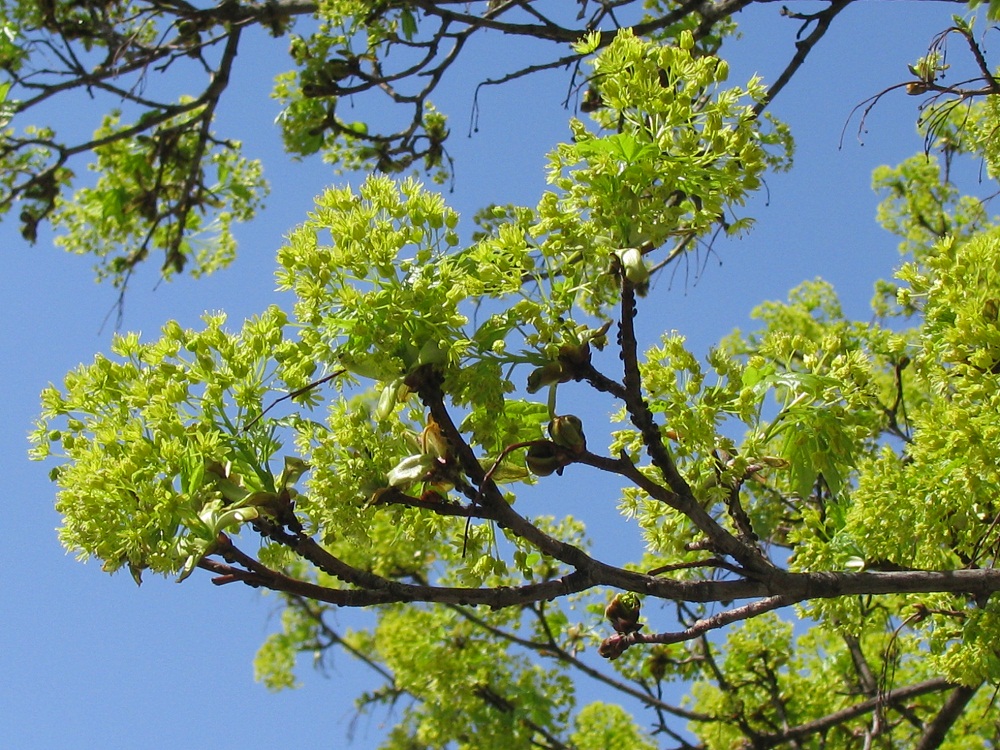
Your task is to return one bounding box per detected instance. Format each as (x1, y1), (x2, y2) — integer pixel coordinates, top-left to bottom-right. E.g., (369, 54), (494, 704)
(645, 647), (670, 682)
(525, 441), (562, 477)
(580, 85), (603, 112)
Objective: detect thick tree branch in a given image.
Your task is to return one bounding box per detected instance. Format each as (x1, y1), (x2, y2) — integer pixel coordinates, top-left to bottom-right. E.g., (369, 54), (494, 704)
(204, 537), (597, 608)
(615, 260), (773, 573)
(207, 518), (1000, 613)
(406, 364), (606, 573)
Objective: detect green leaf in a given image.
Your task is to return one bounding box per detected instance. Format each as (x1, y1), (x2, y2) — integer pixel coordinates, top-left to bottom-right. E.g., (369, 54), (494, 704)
(400, 8), (417, 41)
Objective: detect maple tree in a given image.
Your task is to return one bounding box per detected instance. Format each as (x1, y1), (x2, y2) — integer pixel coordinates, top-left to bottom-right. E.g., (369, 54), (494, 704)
(16, 1), (1000, 747)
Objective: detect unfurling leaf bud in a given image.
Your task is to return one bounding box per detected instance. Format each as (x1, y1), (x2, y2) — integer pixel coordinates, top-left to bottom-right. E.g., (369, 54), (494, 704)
(548, 415), (587, 453)
(387, 453), (436, 488)
(376, 378), (410, 421)
(244, 490), (283, 514)
(756, 455), (790, 469)
(617, 248), (650, 293)
(417, 338), (447, 367)
(605, 592), (642, 634)
(585, 320), (613, 350)
(557, 341), (592, 368)
(580, 86), (603, 113)
(525, 442), (561, 477)
(598, 633), (628, 660)
(526, 362), (570, 393)
(279, 456), (311, 490)
(420, 416), (450, 460)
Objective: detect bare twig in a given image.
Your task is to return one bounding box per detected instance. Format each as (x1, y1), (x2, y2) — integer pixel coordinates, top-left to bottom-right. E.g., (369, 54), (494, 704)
(754, 0), (852, 116)
(243, 369), (346, 432)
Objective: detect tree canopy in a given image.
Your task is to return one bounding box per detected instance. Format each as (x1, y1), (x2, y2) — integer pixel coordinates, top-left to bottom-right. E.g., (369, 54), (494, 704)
(18, 1), (1000, 747)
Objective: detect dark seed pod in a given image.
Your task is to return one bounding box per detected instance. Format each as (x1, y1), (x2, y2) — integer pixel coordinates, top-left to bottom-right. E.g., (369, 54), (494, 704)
(525, 441), (561, 477)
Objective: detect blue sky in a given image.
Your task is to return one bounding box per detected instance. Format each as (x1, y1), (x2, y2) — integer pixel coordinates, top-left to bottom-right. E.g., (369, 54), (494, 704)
(0, 5), (985, 748)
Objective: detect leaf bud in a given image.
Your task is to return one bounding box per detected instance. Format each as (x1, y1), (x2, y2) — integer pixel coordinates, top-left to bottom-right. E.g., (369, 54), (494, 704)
(580, 86), (603, 113)
(548, 415), (587, 453)
(714, 58), (729, 82)
(279, 456), (311, 489)
(557, 341), (592, 369)
(323, 55), (360, 82)
(377, 379), (414, 421)
(605, 592), (643, 634)
(244, 491), (283, 518)
(584, 320), (613, 350)
(417, 338), (447, 367)
(756, 455), (790, 469)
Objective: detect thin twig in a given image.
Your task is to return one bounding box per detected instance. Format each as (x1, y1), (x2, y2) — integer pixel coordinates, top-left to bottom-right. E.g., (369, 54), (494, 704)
(243, 369), (346, 432)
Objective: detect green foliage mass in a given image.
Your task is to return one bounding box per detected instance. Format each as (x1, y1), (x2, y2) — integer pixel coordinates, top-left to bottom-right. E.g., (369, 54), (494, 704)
(0, 4), (269, 284)
(53, 109), (266, 281)
(34, 27), (786, 579)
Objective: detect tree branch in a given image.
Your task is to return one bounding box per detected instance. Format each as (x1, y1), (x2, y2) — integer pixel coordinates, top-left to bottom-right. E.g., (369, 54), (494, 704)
(753, 0), (852, 116)
(614, 258), (772, 573)
(914, 682), (981, 750)
(450, 602), (718, 723)
(746, 678), (958, 748)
